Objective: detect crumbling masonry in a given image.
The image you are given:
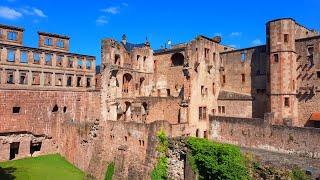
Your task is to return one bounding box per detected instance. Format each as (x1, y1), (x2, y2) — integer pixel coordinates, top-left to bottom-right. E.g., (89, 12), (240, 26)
(1, 18), (320, 179)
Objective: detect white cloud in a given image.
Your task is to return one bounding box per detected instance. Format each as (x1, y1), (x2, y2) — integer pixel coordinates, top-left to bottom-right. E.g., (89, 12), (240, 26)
(0, 6), (22, 20)
(20, 7), (47, 18)
(251, 39), (262, 46)
(96, 16), (108, 25)
(230, 32), (242, 37)
(122, 3), (129, 7)
(101, 7), (120, 14)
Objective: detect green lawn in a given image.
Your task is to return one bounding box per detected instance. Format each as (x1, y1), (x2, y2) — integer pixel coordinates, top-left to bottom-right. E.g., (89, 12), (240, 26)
(0, 154), (84, 180)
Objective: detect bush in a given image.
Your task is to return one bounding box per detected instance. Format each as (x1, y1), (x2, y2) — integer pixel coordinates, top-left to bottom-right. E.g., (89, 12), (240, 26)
(187, 137), (250, 180)
(290, 167), (310, 180)
(104, 162), (115, 180)
(151, 129), (169, 180)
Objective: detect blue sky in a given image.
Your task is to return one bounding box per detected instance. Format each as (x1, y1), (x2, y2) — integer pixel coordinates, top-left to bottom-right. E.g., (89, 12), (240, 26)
(0, 0), (319, 64)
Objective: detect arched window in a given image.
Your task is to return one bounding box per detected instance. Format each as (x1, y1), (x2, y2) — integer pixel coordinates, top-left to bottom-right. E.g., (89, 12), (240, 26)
(171, 53), (184, 66)
(122, 73), (133, 93)
(115, 54), (120, 65)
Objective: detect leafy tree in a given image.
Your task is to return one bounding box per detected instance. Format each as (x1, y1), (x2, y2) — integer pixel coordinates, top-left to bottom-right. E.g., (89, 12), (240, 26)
(151, 129), (169, 180)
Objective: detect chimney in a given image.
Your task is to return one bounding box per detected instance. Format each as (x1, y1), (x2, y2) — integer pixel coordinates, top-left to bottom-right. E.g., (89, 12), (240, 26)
(122, 34), (126, 45)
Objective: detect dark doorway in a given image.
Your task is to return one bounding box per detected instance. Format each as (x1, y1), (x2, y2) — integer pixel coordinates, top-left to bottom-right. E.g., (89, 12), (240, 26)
(9, 142), (20, 160)
(30, 141), (42, 155)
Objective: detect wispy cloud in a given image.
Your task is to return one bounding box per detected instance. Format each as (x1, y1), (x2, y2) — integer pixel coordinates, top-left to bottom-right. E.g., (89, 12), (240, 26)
(251, 39), (262, 46)
(96, 16), (108, 25)
(101, 7), (120, 14)
(0, 6), (22, 20)
(121, 3), (129, 7)
(230, 32), (242, 37)
(20, 7), (47, 18)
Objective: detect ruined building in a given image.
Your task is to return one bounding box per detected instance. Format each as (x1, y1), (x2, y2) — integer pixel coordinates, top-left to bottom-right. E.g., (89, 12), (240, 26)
(1, 18), (320, 179)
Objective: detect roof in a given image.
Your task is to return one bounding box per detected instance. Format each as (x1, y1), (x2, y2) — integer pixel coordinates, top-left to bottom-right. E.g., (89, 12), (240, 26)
(309, 112), (320, 121)
(0, 24), (24, 31)
(38, 32), (70, 39)
(218, 90), (253, 101)
(122, 42), (145, 52)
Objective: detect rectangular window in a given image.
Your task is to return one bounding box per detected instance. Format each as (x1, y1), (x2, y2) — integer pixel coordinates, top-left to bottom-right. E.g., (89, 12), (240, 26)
(241, 51), (246, 62)
(86, 77), (91, 87)
(166, 89), (170, 96)
(307, 46), (314, 57)
(317, 71), (320, 79)
(32, 72), (40, 85)
(68, 57), (73, 68)
(7, 49), (15, 62)
(222, 106), (225, 114)
(56, 74), (63, 86)
(19, 72), (27, 84)
(45, 54), (52, 65)
(7, 71), (14, 84)
(66, 76), (72, 87)
(33, 53), (40, 64)
(218, 106), (221, 113)
(56, 55), (63, 67)
(241, 73), (245, 83)
(7, 31), (17, 41)
(56, 39), (64, 48)
(274, 54), (279, 63)
(284, 34), (289, 43)
(222, 75), (226, 84)
(12, 107), (20, 114)
(44, 73), (52, 86)
(20, 51), (27, 63)
(204, 48), (210, 62)
(77, 58), (83, 69)
(77, 76), (82, 87)
(44, 37), (53, 46)
(86, 59), (91, 69)
(284, 97), (290, 107)
(199, 107), (207, 120)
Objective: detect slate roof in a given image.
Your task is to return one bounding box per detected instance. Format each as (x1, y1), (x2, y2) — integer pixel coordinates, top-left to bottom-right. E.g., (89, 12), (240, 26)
(122, 42), (145, 52)
(218, 90), (253, 101)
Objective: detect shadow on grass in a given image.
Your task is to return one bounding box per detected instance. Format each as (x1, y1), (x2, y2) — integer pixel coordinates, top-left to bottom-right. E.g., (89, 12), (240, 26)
(0, 166), (16, 180)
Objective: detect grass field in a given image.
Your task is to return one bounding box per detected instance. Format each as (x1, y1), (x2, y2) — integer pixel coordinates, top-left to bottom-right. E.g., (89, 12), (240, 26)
(0, 154), (84, 180)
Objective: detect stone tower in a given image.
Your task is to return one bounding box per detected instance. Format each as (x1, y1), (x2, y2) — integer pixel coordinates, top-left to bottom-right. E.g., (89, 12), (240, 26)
(267, 18), (298, 126)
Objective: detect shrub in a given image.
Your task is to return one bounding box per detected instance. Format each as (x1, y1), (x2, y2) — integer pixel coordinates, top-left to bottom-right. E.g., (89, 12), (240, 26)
(104, 162), (115, 180)
(151, 129), (169, 180)
(187, 137), (250, 180)
(290, 167), (310, 180)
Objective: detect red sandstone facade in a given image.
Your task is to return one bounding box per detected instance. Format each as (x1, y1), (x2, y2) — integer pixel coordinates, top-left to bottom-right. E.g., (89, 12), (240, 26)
(1, 18), (320, 179)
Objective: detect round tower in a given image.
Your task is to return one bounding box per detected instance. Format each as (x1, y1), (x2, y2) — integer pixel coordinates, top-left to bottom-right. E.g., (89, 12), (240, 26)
(266, 18), (298, 126)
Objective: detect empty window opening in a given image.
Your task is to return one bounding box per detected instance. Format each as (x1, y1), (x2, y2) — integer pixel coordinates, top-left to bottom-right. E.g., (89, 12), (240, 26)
(44, 37), (53, 46)
(32, 72), (40, 85)
(86, 60), (91, 69)
(212, 109), (215, 116)
(171, 53), (184, 66)
(307, 46), (314, 56)
(284, 97), (290, 107)
(122, 73), (132, 93)
(166, 89), (170, 96)
(199, 106), (207, 120)
(19, 73), (27, 85)
(12, 107), (20, 114)
(20, 51), (28, 63)
(115, 54), (120, 65)
(9, 142), (20, 160)
(317, 71), (320, 79)
(124, 136), (128, 142)
(196, 129), (199, 137)
(56, 55), (63, 67)
(204, 131), (208, 139)
(204, 48), (210, 62)
(77, 77), (82, 87)
(86, 78), (91, 87)
(222, 75), (226, 84)
(7, 49), (15, 62)
(222, 106), (225, 114)
(7, 71), (14, 84)
(77, 58), (83, 69)
(284, 34), (289, 43)
(52, 105), (59, 112)
(33, 53), (40, 64)
(7, 31), (18, 41)
(241, 74), (245, 83)
(241, 51), (246, 62)
(212, 83), (215, 95)
(56, 39), (64, 48)
(68, 57), (73, 68)
(30, 142), (42, 155)
(142, 140), (145, 146)
(136, 55), (140, 61)
(63, 106), (67, 113)
(274, 54), (279, 63)
(45, 54), (52, 65)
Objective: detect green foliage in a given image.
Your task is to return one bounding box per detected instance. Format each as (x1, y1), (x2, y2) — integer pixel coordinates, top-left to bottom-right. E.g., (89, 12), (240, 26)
(290, 167), (310, 180)
(104, 162), (115, 180)
(151, 129), (169, 180)
(0, 154), (84, 180)
(187, 137), (250, 180)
